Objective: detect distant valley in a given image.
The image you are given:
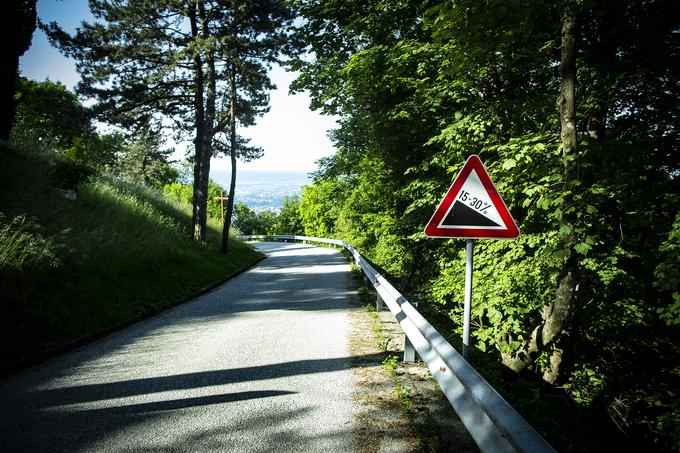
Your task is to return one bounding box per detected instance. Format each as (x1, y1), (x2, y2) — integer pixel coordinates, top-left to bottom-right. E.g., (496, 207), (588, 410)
(210, 170), (311, 212)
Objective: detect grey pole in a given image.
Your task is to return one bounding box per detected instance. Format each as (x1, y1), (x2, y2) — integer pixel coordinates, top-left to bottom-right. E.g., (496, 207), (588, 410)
(404, 300), (418, 363)
(463, 239), (474, 360)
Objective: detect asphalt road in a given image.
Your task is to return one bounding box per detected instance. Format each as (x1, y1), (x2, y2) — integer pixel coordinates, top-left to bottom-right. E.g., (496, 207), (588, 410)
(0, 242), (361, 452)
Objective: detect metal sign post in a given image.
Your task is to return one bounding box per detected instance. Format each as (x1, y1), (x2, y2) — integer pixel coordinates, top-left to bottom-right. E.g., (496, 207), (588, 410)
(463, 239), (474, 360)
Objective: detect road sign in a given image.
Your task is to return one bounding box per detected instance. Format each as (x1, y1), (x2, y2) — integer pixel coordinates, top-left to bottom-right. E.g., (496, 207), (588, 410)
(424, 155), (520, 360)
(424, 154), (519, 239)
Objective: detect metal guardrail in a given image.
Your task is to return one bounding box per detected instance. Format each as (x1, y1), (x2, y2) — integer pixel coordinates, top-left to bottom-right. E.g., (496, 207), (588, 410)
(242, 234), (556, 453)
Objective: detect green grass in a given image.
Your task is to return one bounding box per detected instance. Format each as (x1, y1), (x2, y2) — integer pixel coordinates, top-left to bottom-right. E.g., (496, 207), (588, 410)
(382, 354), (414, 413)
(0, 148), (263, 373)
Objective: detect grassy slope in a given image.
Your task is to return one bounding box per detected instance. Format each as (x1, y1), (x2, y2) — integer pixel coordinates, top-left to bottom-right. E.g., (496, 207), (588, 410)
(0, 149), (262, 373)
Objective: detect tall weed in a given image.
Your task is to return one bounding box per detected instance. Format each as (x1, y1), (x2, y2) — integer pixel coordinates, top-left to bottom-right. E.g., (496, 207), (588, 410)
(0, 213), (60, 273)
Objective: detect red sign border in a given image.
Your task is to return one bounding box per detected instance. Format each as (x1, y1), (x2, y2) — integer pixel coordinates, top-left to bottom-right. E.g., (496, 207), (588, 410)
(424, 155), (520, 239)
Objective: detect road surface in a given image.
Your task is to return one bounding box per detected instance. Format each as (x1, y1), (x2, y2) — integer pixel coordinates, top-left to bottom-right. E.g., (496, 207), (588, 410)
(0, 242), (362, 452)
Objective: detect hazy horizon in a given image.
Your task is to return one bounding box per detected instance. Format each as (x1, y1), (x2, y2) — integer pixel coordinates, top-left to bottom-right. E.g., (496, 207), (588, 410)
(210, 169), (312, 212)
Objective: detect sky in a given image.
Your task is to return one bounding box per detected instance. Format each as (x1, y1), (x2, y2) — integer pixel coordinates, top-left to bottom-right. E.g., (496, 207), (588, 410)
(19, 0), (338, 173)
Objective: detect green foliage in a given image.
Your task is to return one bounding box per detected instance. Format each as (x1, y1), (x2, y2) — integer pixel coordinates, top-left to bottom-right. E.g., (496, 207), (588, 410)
(52, 150), (96, 190)
(0, 147), (261, 372)
(10, 76), (179, 189)
(233, 203), (260, 235)
(42, 0), (297, 243)
(163, 178), (227, 221)
(273, 195), (304, 234)
(383, 354), (413, 413)
(10, 77), (118, 184)
(11, 76), (88, 149)
(299, 179), (346, 237)
(292, 0), (680, 450)
(0, 213), (60, 275)
(655, 213), (680, 326)
(163, 182), (194, 206)
(118, 131), (177, 189)
(233, 203), (277, 235)
(61, 132), (122, 177)
(364, 303), (390, 352)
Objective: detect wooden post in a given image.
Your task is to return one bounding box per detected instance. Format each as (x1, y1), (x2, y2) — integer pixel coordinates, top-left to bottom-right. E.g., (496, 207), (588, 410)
(214, 190), (227, 226)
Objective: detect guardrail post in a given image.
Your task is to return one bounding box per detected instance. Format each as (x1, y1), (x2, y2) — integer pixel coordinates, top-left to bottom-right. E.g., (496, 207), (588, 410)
(404, 335), (416, 363)
(403, 300), (418, 363)
(376, 293), (383, 311)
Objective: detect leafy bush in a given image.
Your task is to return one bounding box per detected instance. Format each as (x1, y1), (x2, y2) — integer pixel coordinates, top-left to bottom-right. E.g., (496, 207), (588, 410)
(233, 203), (277, 235)
(52, 152), (95, 189)
(273, 195), (304, 234)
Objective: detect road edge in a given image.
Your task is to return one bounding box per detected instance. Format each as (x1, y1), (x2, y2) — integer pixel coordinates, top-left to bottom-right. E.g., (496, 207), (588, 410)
(1, 253), (267, 378)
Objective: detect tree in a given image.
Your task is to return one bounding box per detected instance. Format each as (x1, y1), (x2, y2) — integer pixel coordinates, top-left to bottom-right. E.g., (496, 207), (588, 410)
(12, 77), (90, 150)
(209, 0), (296, 252)
(62, 131), (122, 174)
(233, 202), (276, 235)
(11, 76), (124, 174)
(42, 1), (210, 239)
(273, 195), (303, 234)
(292, 0), (680, 448)
(0, 0), (37, 141)
(42, 0), (294, 246)
(119, 130), (178, 189)
(500, 7), (578, 383)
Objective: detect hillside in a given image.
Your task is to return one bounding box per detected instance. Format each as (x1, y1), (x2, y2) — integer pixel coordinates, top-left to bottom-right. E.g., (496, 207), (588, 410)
(0, 147), (263, 374)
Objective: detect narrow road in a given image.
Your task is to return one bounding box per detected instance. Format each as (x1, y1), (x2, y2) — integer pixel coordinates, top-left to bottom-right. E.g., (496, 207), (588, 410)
(0, 242), (362, 452)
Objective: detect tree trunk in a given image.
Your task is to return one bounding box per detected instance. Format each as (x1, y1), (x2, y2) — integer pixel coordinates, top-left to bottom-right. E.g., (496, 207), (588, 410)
(222, 64), (237, 254)
(501, 10), (578, 385)
(543, 341), (565, 384)
(196, 0), (214, 244)
(0, 1), (37, 141)
(189, 2), (207, 242)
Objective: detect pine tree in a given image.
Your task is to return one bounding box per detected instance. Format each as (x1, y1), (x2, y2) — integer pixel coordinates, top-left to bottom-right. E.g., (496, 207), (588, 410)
(42, 0), (295, 245)
(206, 0), (296, 252)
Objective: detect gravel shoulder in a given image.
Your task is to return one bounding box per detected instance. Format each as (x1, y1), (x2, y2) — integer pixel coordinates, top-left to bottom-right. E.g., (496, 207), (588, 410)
(345, 266), (479, 453)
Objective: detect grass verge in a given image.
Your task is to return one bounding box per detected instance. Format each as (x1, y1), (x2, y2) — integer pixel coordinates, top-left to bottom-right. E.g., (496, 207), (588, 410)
(0, 148), (263, 375)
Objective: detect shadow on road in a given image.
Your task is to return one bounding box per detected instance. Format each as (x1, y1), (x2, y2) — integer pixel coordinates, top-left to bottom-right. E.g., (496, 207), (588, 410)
(70, 390), (296, 415)
(1, 353), (382, 452)
(0, 241), (363, 452)
(28, 354), (384, 408)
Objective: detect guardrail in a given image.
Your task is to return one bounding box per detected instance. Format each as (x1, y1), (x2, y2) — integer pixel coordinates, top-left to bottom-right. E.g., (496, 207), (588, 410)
(242, 234), (556, 453)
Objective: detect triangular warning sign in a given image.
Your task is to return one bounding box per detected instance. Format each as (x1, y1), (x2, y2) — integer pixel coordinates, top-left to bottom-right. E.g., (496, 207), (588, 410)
(424, 155), (520, 239)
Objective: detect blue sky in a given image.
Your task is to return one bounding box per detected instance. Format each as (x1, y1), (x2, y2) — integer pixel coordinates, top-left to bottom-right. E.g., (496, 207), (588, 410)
(19, 0), (337, 172)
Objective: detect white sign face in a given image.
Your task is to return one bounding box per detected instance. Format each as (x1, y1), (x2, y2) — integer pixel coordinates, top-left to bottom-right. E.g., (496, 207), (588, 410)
(438, 169), (505, 230)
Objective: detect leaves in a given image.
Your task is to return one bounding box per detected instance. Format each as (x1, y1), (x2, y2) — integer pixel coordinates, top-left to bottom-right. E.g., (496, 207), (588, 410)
(290, 0), (680, 448)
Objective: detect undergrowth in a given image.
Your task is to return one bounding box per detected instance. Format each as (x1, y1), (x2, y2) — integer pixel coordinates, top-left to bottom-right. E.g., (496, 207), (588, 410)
(0, 147), (262, 373)
(382, 354), (414, 413)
